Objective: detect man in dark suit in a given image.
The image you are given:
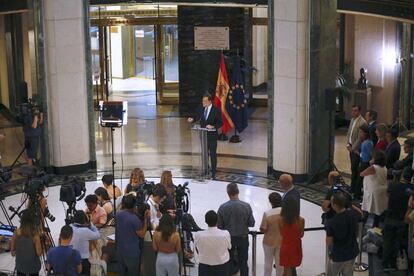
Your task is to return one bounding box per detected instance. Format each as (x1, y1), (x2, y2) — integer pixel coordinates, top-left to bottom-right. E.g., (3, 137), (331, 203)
(279, 174), (301, 214)
(188, 94), (223, 179)
(365, 110), (378, 145)
(385, 128), (401, 170)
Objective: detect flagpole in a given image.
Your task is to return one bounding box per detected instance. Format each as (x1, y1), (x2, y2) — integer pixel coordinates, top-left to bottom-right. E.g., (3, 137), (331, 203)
(229, 128), (241, 143)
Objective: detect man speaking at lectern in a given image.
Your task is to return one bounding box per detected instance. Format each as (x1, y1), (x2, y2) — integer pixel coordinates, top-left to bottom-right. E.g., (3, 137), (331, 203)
(188, 94), (223, 179)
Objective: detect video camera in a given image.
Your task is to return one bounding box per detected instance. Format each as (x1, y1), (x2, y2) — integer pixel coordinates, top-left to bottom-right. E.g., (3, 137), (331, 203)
(59, 176), (87, 204)
(331, 175), (353, 202)
(130, 180), (155, 204)
(24, 171), (52, 197)
(17, 98), (43, 124)
(175, 182), (189, 212)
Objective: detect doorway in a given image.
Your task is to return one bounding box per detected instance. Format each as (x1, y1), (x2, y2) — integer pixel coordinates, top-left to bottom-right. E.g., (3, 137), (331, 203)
(90, 19), (179, 108)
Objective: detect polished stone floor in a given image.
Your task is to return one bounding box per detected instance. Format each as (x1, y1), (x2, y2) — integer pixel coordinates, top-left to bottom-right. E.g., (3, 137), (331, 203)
(0, 178), (327, 275)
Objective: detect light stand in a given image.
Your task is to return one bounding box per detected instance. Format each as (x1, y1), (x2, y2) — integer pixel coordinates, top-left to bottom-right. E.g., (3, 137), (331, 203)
(99, 101), (128, 220)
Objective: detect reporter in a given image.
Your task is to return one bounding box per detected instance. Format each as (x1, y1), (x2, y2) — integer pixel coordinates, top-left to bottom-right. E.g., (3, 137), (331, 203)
(125, 168), (145, 194)
(153, 214), (181, 276)
(70, 211), (100, 276)
(160, 171), (176, 214)
(102, 174), (122, 199)
(94, 187), (114, 215)
(10, 210), (42, 276)
(116, 194), (150, 276)
(85, 194), (107, 228)
(147, 184), (167, 229)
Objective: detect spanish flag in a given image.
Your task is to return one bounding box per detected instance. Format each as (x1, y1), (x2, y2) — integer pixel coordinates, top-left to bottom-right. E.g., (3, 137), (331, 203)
(214, 54), (234, 134)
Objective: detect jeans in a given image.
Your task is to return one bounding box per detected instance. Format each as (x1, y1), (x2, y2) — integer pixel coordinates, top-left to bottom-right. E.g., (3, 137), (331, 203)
(263, 244), (282, 276)
(327, 258), (355, 276)
(199, 262), (229, 276)
(156, 252), (179, 276)
(350, 152), (360, 198)
(117, 254), (140, 276)
(382, 219), (407, 268)
(230, 236), (249, 276)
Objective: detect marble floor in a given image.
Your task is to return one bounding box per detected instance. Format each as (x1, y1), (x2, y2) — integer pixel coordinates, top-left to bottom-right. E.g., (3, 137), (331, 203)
(0, 178), (348, 276)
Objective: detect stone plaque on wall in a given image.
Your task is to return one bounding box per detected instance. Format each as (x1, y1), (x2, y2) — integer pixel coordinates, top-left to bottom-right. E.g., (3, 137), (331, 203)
(194, 27), (230, 50)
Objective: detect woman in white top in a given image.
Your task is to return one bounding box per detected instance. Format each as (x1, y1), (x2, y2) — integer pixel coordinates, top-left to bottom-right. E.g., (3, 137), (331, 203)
(360, 150), (388, 226)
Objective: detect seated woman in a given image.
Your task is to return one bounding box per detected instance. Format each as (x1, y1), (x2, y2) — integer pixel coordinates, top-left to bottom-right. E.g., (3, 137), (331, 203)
(94, 187), (114, 215)
(125, 168), (146, 194)
(160, 170), (176, 215)
(101, 174), (122, 199)
(361, 150), (388, 226)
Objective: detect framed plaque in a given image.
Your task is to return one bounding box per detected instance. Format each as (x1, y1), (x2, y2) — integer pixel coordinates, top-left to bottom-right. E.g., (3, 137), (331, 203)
(194, 27), (230, 50)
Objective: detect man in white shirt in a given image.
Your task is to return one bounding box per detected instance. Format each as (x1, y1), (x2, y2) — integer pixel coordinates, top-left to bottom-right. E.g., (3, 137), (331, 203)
(146, 184), (167, 230)
(194, 210), (231, 276)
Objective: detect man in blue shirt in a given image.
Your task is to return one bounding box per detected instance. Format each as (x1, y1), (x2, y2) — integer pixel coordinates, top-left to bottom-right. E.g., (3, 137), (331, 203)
(47, 225), (82, 275)
(70, 210), (101, 275)
(116, 194), (150, 276)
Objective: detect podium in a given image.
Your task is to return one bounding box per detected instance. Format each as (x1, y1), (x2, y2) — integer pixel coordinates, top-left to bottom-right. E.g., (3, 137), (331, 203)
(191, 125), (215, 181)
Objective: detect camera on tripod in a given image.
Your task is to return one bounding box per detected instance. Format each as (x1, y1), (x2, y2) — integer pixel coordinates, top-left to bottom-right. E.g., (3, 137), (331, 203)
(24, 171), (51, 197)
(59, 176), (87, 204)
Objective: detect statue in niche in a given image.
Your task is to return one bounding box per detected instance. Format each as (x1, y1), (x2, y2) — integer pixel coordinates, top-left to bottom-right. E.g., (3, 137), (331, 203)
(357, 68), (368, 90)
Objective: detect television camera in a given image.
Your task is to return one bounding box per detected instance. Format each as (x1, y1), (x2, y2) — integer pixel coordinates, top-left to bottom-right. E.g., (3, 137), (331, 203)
(59, 176), (87, 224)
(17, 98), (43, 123)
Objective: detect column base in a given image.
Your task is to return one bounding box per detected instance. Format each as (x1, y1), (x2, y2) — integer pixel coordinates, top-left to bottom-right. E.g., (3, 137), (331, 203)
(46, 160), (96, 175)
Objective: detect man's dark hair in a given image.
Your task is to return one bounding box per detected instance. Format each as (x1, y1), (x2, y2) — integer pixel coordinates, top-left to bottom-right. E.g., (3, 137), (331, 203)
(372, 150), (386, 167)
(401, 166), (413, 182)
(352, 105), (362, 111)
(85, 194), (98, 204)
(331, 193), (347, 209)
(203, 93), (212, 102)
(153, 184), (167, 198)
(281, 196), (299, 225)
(122, 194), (136, 209)
(60, 225), (73, 240)
(102, 174), (113, 185)
(367, 110), (377, 121)
(227, 182), (239, 196)
(387, 127), (399, 139)
(269, 192), (282, 208)
(73, 210), (88, 225)
(205, 210), (218, 227)
(404, 138), (414, 148)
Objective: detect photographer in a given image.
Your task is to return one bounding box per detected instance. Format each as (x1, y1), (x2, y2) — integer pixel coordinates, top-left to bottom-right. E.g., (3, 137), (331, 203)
(22, 102), (43, 166)
(147, 184), (167, 230)
(85, 195), (107, 229)
(70, 210), (100, 276)
(125, 168), (146, 194)
(116, 194), (150, 276)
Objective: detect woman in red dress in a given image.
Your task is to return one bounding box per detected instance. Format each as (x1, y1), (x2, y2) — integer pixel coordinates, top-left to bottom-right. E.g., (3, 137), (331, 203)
(374, 123), (388, 150)
(278, 196), (305, 276)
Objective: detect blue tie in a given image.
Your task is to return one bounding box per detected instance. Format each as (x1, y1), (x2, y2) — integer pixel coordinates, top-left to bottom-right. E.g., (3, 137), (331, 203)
(204, 108), (208, 120)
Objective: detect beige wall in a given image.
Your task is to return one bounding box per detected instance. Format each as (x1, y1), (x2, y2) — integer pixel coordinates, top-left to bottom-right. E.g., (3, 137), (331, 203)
(345, 14), (397, 124)
(0, 16), (9, 108)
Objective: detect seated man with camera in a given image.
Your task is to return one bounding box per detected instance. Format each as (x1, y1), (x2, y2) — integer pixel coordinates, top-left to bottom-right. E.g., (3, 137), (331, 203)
(85, 194), (107, 229)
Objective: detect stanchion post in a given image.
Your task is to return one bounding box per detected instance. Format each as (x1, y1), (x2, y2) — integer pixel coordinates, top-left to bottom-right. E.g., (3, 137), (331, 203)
(251, 231), (257, 276)
(354, 221), (368, 271)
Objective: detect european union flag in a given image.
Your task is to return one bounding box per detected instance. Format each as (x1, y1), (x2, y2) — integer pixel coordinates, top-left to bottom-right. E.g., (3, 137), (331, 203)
(227, 56), (248, 133)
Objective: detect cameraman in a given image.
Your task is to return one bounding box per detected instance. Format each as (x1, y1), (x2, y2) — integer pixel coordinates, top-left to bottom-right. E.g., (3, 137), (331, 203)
(23, 103), (43, 166)
(147, 184), (167, 230)
(70, 210), (100, 276)
(116, 194), (150, 276)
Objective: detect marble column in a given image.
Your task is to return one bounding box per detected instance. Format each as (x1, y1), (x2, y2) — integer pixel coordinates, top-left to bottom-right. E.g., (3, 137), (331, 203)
(270, 0), (309, 181)
(269, 0), (336, 181)
(43, 0), (93, 173)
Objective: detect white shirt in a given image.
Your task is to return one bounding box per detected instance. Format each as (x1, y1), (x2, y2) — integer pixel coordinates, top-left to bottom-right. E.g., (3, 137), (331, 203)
(204, 104), (212, 120)
(194, 227), (231, 266)
(147, 197), (160, 229)
(282, 186), (294, 200)
(349, 118), (357, 144)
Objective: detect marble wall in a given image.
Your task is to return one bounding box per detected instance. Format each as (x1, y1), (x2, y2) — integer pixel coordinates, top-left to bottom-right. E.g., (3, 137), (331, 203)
(177, 6), (246, 116)
(43, 0), (91, 170)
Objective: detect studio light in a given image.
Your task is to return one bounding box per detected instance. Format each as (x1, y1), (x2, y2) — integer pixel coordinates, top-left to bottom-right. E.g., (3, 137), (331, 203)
(381, 47), (398, 69)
